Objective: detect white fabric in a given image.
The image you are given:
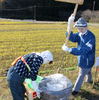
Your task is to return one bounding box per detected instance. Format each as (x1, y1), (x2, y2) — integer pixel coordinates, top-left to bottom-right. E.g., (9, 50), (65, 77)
(74, 23), (87, 27)
(79, 31), (87, 37)
(42, 60), (49, 64)
(34, 51), (53, 64)
(32, 81), (40, 98)
(35, 89), (41, 98)
(40, 50), (53, 64)
(35, 52), (41, 55)
(62, 44), (71, 52)
(68, 14), (75, 26)
(86, 42), (93, 50)
(67, 14), (75, 32)
(95, 57), (99, 67)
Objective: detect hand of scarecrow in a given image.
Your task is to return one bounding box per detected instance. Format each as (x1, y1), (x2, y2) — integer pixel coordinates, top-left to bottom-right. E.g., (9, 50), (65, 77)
(68, 14), (75, 26)
(62, 44), (71, 52)
(67, 14), (75, 32)
(32, 81), (42, 98)
(36, 89), (42, 98)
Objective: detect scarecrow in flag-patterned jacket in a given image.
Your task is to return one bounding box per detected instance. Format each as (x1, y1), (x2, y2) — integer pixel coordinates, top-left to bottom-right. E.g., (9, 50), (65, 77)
(7, 50), (53, 100)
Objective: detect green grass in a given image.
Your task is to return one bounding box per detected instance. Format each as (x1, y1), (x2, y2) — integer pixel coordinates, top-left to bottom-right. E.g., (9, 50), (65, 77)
(0, 20), (99, 100)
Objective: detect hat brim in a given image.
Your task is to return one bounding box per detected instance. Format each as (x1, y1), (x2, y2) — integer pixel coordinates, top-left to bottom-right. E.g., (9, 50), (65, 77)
(74, 23), (87, 27)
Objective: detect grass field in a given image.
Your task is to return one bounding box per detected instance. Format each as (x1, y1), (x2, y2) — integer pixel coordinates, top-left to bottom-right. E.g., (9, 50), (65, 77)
(0, 19), (99, 100)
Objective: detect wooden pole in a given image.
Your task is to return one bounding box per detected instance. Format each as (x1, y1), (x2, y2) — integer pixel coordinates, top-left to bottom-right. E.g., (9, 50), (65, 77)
(92, 66), (98, 88)
(65, 4), (78, 46)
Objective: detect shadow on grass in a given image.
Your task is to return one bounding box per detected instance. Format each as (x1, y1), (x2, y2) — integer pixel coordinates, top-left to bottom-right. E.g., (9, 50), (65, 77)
(92, 82), (99, 90)
(71, 82), (99, 100)
(79, 89), (99, 100)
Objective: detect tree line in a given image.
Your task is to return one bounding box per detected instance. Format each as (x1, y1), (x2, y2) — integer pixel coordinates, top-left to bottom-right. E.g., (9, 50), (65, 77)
(0, 0), (99, 21)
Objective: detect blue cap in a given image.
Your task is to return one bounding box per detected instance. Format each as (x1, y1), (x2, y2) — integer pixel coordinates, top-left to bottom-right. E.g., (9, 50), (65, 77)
(74, 17), (87, 27)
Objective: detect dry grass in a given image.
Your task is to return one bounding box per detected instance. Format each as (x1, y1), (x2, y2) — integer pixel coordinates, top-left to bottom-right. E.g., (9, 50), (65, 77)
(0, 67), (99, 100)
(0, 20), (99, 100)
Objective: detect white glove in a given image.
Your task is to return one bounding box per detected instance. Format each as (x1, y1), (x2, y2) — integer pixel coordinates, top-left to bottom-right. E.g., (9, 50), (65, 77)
(32, 81), (41, 98)
(62, 44), (71, 52)
(95, 57), (99, 67)
(68, 14), (75, 26)
(35, 89), (41, 98)
(67, 14), (75, 32)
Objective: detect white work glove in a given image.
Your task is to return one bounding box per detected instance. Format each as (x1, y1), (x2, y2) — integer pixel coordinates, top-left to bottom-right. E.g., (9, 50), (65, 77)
(35, 89), (41, 98)
(67, 14), (75, 32)
(62, 44), (71, 52)
(32, 81), (41, 98)
(95, 57), (99, 67)
(68, 14), (75, 26)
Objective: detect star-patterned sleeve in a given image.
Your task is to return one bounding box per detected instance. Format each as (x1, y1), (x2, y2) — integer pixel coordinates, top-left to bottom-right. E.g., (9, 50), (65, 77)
(28, 55), (43, 81)
(14, 53), (43, 81)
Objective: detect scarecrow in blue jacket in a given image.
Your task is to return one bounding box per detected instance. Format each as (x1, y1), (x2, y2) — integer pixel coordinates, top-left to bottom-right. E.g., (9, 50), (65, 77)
(62, 14), (95, 95)
(7, 50), (53, 100)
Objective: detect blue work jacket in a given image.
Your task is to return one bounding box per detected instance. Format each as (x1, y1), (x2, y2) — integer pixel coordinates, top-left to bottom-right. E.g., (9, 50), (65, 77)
(66, 30), (95, 68)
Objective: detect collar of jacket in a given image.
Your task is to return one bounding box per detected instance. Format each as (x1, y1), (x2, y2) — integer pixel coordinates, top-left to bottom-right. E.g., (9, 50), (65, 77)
(79, 30), (88, 37)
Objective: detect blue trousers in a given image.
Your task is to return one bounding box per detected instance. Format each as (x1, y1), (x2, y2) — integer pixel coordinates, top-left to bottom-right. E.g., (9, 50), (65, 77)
(7, 66), (26, 100)
(73, 67), (92, 92)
